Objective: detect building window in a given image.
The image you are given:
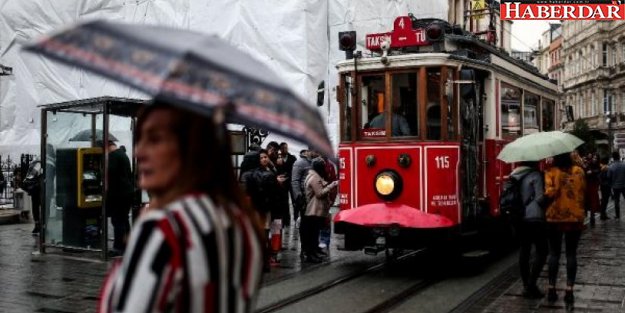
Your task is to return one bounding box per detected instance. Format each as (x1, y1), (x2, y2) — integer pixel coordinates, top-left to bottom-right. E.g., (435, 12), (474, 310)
(579, 95), (583, 118)
(622, 42), (625, 63)
(613, 45), (617, 66)
(591, 92), (596, 116)
(603, 42), (608, 66)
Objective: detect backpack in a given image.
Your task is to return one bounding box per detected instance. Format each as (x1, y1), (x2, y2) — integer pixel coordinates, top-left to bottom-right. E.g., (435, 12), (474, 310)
(499, 173), (529, 221)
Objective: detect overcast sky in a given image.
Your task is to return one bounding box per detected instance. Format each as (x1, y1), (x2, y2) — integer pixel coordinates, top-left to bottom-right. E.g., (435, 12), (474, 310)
(510, 20), (552, 51)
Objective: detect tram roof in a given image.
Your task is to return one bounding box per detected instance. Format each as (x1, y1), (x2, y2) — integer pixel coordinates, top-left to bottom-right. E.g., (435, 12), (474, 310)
(337, 33), (554, 87)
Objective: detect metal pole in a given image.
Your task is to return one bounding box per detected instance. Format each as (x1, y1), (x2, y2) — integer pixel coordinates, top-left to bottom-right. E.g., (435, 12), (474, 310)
(40, 109), (47, 254)
(101, 103), (109, 261)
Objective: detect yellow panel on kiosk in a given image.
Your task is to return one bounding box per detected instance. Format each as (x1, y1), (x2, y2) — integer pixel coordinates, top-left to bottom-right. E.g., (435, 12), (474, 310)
(77, 147), (103, 208)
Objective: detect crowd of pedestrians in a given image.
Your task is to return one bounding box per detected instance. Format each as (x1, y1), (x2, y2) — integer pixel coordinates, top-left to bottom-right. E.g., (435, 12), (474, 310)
(240, 141), (338, 270)
(510, 149), (625, 306)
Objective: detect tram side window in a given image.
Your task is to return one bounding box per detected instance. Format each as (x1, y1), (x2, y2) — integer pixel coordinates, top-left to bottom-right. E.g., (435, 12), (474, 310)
(427, 68), (441, 140)
(501, 83), (522, 138)
(389, 73), (418, 137)
(340, 74), (352, 141)
(523, 92), (540, 135)
(446, 67), (456, 140)
(542, 99), (556, 131)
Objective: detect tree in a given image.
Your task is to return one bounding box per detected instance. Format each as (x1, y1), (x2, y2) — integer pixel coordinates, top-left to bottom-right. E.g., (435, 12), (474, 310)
(569, 119), (596, 155)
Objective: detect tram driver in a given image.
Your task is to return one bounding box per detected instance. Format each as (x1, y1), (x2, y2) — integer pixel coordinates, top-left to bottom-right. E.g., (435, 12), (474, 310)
(368, 98), (411, 136)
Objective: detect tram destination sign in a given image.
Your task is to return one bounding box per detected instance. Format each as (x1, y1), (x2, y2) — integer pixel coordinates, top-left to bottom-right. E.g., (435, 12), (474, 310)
(366, 16), (430, 51)
(500, 0), (625, 20)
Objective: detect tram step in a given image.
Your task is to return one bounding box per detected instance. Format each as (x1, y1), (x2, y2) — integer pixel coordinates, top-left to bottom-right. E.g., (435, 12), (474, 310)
(462, 249), (489, 258)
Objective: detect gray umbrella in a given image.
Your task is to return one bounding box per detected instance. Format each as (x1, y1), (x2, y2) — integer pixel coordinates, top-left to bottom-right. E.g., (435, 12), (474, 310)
(69, 129), (118, 142)
(24, 20), (333, 157)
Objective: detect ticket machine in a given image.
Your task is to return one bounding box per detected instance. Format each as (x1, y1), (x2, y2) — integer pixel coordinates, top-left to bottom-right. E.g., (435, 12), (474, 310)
(56, 148), (103, 248)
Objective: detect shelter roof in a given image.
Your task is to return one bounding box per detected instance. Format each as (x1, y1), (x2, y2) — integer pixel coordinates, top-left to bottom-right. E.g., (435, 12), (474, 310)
(40, 96), (148, 117)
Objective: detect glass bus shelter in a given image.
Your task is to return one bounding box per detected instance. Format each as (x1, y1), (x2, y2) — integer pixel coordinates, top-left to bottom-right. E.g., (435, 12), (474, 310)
(39, 97), (146, 260)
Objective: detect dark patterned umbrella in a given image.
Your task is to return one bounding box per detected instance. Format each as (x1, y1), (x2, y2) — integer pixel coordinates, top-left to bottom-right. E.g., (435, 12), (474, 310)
(24, 20), (333, 157)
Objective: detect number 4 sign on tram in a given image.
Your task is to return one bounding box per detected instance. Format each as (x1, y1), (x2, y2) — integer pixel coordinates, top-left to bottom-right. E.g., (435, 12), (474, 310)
(425, 146), (460, 223)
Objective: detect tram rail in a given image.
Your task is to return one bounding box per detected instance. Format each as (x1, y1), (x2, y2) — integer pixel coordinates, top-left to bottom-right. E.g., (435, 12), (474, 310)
(255, 248), (427, 313)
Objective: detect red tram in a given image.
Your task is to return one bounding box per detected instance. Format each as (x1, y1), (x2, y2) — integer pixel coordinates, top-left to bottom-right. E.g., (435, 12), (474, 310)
(333, 16), (559, 255)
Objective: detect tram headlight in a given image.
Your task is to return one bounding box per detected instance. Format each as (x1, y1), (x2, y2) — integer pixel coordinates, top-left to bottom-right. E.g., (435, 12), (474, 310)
(374, 170), (403, 201)
(375, 175), (394, 195)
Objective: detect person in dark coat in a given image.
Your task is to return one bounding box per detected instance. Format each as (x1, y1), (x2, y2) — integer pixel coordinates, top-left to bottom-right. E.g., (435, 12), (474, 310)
(22, 161), (43, 234)
(266, 141), (289, 226)
(599, 157), (611, 220)
(239, 143), (260, 180)
(239, 143), (261, 187)
(608, 151), (625, 219)
(583, 152), (600, 225)
(246, 149), (282, 271)
(280, 142), (297, 220)
(101, 140), (134, 255)
(291, 149), (312, 225)
(509, 161), (548, 299)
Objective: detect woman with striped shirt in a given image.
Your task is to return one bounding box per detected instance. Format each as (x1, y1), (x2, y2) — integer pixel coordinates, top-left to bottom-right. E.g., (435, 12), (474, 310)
(99, 103), (263, 313)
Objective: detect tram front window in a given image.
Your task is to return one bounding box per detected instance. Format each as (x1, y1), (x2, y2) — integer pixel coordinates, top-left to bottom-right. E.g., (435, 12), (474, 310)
(389, 72), (417, 137)
(360, 75), (385, 138)
(358, 73), (418, 138)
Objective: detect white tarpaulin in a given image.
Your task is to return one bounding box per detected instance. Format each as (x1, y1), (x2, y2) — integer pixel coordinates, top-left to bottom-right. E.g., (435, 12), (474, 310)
(0, 0), (447, 158)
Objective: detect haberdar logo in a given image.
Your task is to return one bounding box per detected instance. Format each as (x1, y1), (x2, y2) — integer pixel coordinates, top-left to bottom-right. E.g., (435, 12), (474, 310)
(500, 0), (625, 20)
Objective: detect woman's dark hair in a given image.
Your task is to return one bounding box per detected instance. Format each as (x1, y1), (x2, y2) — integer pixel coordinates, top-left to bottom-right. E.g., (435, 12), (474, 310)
(266, 141), (279, 151)
(136, 103), (260, 232)
(311, 158), (327, 180)
(552, 153), (573, 169)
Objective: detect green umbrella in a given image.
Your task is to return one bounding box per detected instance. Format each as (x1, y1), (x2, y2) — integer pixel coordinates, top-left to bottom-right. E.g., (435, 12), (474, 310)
(497, 131), (584, 163)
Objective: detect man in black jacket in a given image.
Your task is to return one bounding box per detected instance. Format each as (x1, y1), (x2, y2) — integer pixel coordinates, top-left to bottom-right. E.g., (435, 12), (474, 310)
(101, 140), (134, 255)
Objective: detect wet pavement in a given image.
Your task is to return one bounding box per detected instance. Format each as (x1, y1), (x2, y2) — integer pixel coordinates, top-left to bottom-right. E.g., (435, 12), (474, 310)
(0, 223), (108, 313)
(458, 208), (625, 313)
(0, 205), (623, 312)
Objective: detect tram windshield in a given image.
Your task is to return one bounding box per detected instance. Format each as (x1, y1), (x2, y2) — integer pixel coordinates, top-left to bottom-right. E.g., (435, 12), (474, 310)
(341, 67), (452, 142)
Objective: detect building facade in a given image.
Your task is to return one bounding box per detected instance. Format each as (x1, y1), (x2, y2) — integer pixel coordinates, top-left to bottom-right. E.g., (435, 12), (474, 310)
(562, 21), (625, 151)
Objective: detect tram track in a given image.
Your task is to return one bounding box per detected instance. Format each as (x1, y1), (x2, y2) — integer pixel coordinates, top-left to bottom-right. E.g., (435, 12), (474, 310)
(362, 279), (436, 313)
(255, 248), (427, 313)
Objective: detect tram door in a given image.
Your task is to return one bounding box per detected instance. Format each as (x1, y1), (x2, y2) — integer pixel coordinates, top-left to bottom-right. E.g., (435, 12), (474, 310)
(459, 69), (482, 231)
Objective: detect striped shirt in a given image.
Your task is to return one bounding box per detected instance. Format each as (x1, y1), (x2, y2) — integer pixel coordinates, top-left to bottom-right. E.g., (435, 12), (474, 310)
(99, 193), (262, 313)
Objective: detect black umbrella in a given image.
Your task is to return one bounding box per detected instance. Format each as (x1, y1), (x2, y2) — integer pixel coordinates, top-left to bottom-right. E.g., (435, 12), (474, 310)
(24, 20), (333, 157)
(69, 129), (118, 142)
